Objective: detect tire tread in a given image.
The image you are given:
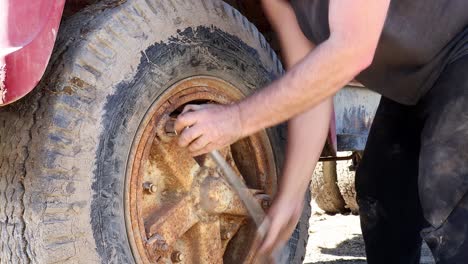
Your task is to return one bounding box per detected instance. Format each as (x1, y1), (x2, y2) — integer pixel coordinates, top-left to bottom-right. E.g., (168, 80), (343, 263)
(311, 161), (347, 214)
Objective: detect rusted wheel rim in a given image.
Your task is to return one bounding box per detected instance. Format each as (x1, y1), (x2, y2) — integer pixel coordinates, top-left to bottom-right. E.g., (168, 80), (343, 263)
(125, 76), (278, 263)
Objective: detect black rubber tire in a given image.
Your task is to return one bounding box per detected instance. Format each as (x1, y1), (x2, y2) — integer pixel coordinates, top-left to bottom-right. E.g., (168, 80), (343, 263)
(0, 0), (309, 263)
(311, 161), (347, 214)
(336, 158), (359, 214)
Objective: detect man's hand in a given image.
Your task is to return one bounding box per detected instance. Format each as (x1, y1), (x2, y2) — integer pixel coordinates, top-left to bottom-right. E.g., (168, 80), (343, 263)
(174, 104), (244, 156)
(256, 197), (304, 257)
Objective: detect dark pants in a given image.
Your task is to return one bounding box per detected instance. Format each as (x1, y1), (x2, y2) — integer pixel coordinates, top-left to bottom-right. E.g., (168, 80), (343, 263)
(356, 56), (468, 264)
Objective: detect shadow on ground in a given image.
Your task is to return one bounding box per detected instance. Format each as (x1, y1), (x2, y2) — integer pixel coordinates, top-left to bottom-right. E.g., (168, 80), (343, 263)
(304, 260), (366, 264)
(318, 234), (366, 258)
(305, 234), (367, 264)
(304, 233), (435, 264)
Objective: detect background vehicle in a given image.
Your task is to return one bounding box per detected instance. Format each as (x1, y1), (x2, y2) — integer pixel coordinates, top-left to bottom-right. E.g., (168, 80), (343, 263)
(312, 86), (379, 215)
(0, 0), (378, 262)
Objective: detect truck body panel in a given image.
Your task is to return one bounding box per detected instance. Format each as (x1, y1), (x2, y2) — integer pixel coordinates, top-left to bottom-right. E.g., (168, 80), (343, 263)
(0, 0), (65, 105)
(334, 87), (380, 151)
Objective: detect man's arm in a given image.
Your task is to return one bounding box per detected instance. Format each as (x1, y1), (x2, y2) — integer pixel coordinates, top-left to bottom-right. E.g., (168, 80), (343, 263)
(239, 0), (389, 136)
(255, 0), (333, 255)
(175, 0), (389, 158)
(260, 0), (330, 199)
(254, 1), (389, 254)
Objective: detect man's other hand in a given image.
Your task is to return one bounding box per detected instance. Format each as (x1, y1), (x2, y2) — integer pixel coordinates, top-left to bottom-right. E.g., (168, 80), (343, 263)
(256, 197), (304, 258)
(174, 104), (244, 156)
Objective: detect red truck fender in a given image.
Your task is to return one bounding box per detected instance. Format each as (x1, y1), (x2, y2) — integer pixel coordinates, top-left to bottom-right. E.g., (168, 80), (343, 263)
(0, 0), (65, 106)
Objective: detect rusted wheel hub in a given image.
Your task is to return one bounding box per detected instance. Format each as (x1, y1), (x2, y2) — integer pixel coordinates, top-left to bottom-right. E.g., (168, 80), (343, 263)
(126, 77), (277, 263)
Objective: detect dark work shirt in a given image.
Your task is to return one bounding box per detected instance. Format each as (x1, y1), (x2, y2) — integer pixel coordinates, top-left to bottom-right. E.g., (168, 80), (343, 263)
(291, 0), (468, 105)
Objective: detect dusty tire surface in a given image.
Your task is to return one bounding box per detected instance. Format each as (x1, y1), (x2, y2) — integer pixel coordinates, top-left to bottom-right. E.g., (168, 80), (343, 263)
(289, 187), (311, 263)
(0, 0), (309, 263)
(311, 161), (347, 214)
(336, 158), (359, 214)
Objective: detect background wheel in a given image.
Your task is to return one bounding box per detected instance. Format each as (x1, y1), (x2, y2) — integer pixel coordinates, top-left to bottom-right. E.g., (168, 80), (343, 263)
(311, 161), (347, 214)
(336, 152), (360, 214)
(0, 0), (310, 263)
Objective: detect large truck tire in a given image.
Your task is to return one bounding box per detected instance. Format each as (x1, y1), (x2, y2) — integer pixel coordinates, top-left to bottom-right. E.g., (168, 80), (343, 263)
(0, 0), (310, 263)
(336, 156), (359, 215)
(311, 161), (347, 214)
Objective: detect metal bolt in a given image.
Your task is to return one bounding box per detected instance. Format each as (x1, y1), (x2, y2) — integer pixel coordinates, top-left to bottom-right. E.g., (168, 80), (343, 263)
(143, 182), (157, 194)
(165, 118), (177, 137)
(261, 200), (270, 210)
(221, 231), (232, 240)
(171, 251), (184, 262)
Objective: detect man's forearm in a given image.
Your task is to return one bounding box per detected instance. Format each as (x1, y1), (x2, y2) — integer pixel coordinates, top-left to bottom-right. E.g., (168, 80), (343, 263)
(237, 39), (367, 136)
(259, 0), (329, 203)
(278, 98), (333, 202)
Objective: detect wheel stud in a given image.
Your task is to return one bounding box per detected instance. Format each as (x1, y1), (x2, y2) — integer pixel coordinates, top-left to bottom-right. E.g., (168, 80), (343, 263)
(171, 251), (184, 262)
(222, 231), (232, 240)
(143, 182), (157, 194)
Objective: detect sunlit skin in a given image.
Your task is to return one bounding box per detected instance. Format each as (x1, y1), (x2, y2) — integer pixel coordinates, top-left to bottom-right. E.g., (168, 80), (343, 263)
(175, 0), (390, 257)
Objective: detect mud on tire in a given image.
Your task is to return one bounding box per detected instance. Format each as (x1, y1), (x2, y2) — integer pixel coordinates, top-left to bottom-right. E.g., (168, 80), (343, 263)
(311, 161), (347, 214)
(336, 158), (359, 214)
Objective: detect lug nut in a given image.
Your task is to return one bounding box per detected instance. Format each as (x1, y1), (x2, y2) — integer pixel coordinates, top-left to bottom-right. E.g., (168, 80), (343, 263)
(261, 200), (270, 210)
(165, 118), (177, 136)
(171, 251), (184, 262)
(143, 182), (157, 194)
(222, 231), (232, 240)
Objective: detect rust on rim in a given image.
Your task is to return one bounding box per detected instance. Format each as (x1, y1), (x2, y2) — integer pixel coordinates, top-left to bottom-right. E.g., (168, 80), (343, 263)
(125, 76), (278, 263)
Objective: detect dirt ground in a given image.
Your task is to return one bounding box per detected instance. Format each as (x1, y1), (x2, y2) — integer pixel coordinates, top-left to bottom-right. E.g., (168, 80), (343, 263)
(303, 201), (436, 264)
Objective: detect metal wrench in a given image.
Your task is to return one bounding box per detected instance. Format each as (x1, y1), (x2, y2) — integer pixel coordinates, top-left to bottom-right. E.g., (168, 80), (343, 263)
(208, 150), (289, 264)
